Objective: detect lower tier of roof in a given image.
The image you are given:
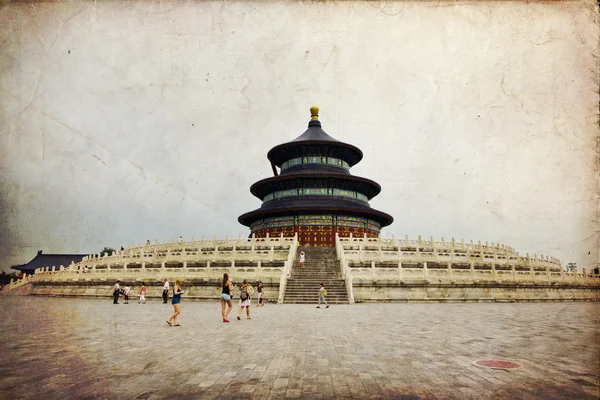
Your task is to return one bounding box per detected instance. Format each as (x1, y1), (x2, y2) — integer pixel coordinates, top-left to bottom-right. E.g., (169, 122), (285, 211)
(238, 197), (394, 227)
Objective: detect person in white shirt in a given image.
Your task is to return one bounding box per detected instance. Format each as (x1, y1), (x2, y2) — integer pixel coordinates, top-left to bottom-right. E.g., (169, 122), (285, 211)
(162, 279), (170, 304)
(113, 280), (120, 304)
(123, 285), (131, 304)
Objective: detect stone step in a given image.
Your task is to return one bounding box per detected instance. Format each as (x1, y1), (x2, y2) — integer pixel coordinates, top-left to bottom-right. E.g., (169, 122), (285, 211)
(282, 300), (348, 304)
(286, 289), (345, 292)
(284, 249), (348, 304)
(286, 284), (346, 288)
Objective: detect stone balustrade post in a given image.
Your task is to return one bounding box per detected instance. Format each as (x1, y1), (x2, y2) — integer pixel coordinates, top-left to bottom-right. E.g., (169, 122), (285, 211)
(511, 264), (516, 281)
(423, 261), (428, 281)
(398, 261), (403, 280)
(371, 261), (376, 280)
(270, 244), (275, 261)
(358, 242), (363, 262)
(546, 266), (551, 282)
(447, 262), (452, 280)
(528, 255), (534, 280)
(470, 262), (475, 281)
(492, 264), (497, 281)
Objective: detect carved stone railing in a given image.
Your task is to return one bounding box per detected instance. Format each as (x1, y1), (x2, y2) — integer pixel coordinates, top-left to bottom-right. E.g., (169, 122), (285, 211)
(336, 236), (355, 303)
(277, 234), (299, 304)
(5, 273), (35, 292)
(4, 235), (298, 291)
(336, 234), (600, 285)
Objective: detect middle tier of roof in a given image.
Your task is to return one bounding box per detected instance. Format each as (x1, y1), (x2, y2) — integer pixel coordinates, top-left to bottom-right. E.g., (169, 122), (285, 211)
(250, 173), (382, 200)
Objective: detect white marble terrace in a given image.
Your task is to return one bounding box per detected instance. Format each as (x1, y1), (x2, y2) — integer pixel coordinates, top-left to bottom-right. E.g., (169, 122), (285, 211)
(10, 235), (298, 302)
(6, 234), (599, 301)
(336, 234), (599, 303)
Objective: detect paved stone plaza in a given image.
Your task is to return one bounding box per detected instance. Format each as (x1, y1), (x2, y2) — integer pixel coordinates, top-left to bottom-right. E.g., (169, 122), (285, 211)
(0, 297), (598, 399)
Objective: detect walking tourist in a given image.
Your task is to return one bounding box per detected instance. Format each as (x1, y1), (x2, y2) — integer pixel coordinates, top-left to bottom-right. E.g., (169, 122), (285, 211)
(167, 279), (185, 327)
(220, 273), (236, 323)
(123, 285), (131, 304)
(236, 279), (253, 320)
(138, 282), (146, 304)
(113, 280), (120, 304)
(299, 251), (305, 268)
(256, 281), (264, 307)
(162, 278), (170, 304)
(178, 236), (183, 244)
(316, 283), (329, 309)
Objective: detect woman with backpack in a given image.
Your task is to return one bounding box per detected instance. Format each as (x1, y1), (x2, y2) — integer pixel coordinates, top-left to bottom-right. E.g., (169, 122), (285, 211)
(220, 273), (236, 323)
(236, 279), (253, 320)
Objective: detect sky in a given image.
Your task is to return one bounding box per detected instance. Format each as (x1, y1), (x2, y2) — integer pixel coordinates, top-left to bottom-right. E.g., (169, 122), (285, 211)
(0, 1), (598, 273)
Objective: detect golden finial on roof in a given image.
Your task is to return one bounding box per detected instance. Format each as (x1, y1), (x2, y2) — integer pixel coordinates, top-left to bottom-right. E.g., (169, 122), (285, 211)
(310, 106), (319, 121)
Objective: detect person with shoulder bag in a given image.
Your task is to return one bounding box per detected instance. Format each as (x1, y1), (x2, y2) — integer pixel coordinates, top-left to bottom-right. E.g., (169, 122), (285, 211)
(236, 279), (253, 320)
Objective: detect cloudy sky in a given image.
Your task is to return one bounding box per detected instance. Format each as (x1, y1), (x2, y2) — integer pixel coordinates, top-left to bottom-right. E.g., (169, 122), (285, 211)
(1, 1), (597, 273)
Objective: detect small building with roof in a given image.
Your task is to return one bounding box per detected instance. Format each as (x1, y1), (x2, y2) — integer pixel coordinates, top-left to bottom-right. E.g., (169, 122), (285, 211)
(239, 106), (393, 246)
(12, 250), (87, 275)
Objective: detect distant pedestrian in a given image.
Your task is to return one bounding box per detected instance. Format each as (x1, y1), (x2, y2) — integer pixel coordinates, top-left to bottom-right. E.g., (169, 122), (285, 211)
(178, 236), (183, 244)
(123, 285), (131, 304)
(236, 279), (253, 320)
(299, 251), (305, 268)
(113, 280), (121, 304)
(256, 281), (264, 307)
(167, 279), (184, 327)
(138, 282), (146, 304)
(120, 246), (124, 251)
(220, 273), (236, 323)
(316, 283), (329, 309)
(162, 278), (169, 304)
(146, 239), (151, 246)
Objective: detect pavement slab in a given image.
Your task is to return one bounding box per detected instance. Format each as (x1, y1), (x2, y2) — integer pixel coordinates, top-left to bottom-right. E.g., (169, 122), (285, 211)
(0, 297), (598, 399)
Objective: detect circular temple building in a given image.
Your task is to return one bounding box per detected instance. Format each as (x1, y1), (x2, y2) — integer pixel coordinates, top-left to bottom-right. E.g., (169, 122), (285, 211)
(238, 106), (393, 246)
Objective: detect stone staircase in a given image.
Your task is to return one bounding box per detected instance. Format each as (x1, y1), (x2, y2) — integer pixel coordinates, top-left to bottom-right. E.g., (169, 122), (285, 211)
(283, 246), (349, 304)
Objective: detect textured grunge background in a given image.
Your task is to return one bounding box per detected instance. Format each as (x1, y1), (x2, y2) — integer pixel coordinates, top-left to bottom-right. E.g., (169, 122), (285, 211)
(0, 0), (598, 272)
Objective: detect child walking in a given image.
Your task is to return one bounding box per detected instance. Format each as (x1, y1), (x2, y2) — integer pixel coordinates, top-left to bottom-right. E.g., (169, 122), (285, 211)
(256, 281), (265, 307)
(123, 285), (131, 304)
(299, 251), (305, 268)
(317, 283), (329, 309)
(138, 282), (146, 304)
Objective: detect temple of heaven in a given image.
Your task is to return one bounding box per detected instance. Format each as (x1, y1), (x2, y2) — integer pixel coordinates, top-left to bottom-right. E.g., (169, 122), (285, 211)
(238, 106), (393, 246)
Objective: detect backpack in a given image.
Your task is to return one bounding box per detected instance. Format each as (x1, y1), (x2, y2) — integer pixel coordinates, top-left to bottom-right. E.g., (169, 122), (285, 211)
(323, 289), (327, 296)
(240, 286), (249, 301)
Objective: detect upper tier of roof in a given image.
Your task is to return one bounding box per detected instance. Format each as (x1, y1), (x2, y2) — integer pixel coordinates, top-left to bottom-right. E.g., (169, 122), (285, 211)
(267, 106), (363, 167)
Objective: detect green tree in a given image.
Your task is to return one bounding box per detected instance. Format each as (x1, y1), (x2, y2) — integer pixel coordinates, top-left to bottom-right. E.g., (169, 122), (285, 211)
(0, 271), (18, 284)
(100, 247), (116, 257)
